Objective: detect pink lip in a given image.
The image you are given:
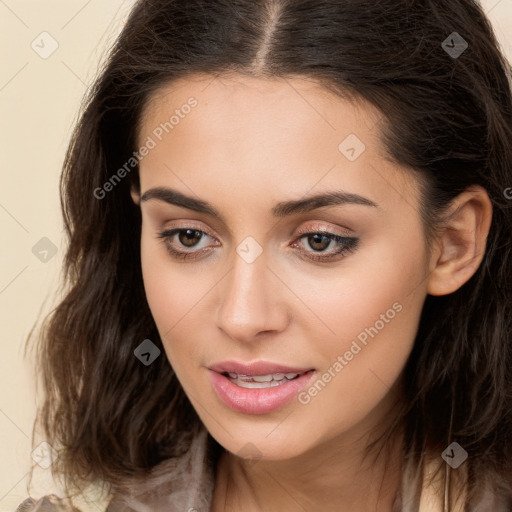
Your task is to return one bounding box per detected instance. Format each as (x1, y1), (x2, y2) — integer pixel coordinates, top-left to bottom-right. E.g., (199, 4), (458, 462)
(207, 362), (316, 414)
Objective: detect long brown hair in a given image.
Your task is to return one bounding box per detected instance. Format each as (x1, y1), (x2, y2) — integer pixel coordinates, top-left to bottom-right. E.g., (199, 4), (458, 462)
(25, 0), (512, 507)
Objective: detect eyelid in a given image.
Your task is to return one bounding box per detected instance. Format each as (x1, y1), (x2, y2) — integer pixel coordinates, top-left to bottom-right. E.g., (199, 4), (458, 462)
(293, 222), (354, 238)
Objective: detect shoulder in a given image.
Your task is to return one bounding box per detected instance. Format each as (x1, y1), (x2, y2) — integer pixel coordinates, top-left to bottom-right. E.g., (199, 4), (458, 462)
(15, 495), (85, 512)
(16, 429), (217, 512)
(108, 427), (217, 512)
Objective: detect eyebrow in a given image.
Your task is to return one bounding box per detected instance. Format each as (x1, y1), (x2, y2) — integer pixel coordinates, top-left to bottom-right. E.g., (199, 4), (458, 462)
(139, 186), (379, 220)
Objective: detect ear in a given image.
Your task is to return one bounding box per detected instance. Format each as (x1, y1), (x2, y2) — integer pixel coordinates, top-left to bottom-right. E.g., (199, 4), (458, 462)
(426, 185), (493, 296)
(130, 185), (140, 205)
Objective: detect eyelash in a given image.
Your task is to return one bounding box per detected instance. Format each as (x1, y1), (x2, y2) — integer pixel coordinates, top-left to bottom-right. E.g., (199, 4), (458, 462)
(156, 225), (359, 263)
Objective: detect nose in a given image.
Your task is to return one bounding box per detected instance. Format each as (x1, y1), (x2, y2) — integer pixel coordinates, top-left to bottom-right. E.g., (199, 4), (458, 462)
(215, 249), (290, 343)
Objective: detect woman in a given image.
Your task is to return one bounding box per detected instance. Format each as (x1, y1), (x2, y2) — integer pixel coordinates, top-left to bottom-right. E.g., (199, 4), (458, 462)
(16, 0), (512, 510)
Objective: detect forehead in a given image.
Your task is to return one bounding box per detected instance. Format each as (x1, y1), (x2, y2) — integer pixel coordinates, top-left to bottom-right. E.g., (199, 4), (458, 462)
(136, 72), (421, 215)
(139, 72), (379, 143)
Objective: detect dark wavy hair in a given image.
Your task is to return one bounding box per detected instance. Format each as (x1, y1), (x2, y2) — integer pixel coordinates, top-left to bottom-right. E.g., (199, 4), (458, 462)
(25, 0), (512, 508)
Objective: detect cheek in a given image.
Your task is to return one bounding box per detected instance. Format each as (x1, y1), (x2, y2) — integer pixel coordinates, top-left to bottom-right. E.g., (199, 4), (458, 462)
(295, 236), (427, 427)
(293, 238), (426, 396)
(297, 302), (419, 443)
(290, 229), (427, 352)
(141, 240), (175, 328)
(140, 232), (185, 344)
(140, 227), (202, 325)
(139, 230), (214, 375)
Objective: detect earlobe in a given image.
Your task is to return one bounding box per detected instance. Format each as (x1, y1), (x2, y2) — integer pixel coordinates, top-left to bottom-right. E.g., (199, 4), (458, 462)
(426, 186), (493, 296)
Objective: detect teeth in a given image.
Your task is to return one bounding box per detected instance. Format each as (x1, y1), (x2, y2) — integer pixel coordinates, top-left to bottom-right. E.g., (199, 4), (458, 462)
(232, 379), (284, 389)
(224, 371), (303, 388)
(251, 374), (273, 382)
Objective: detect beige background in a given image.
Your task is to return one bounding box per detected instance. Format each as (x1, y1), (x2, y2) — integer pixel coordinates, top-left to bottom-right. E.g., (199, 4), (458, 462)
(0, 1), (511, 510)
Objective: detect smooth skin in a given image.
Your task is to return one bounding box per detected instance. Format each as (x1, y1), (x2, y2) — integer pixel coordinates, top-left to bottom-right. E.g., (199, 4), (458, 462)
(131, 73), (492, 512)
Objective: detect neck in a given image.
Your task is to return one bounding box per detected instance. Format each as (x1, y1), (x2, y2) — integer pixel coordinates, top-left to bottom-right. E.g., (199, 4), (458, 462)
(212, 409), (404, 512)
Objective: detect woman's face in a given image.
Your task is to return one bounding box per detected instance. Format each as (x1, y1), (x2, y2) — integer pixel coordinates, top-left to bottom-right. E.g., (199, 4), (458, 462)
(133, 73), (433, 460)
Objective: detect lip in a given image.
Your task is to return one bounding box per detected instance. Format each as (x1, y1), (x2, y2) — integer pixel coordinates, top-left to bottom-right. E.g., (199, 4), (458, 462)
(207, 361), (316, 414)
(207, 360), (314, 376)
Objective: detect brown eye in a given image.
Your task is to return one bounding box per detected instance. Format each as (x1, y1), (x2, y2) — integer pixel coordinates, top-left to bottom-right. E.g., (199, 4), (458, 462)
(305, 233), (332, 252)
(292, 230), (360, 262)
(178, 229), (203, 248)
(156, 227), (217, 260)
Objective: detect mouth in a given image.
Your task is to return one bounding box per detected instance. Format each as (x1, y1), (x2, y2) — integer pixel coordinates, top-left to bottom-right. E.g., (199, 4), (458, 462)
(207, 361), (316, 414)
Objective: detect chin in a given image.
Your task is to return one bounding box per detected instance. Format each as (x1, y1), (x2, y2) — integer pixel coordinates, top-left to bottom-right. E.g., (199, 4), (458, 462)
(204, 419), (317, 462)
